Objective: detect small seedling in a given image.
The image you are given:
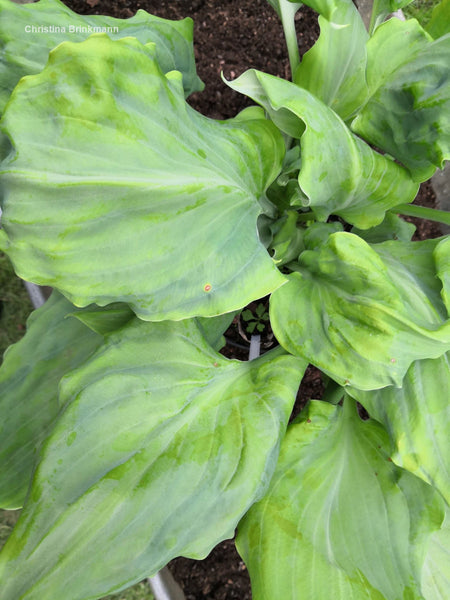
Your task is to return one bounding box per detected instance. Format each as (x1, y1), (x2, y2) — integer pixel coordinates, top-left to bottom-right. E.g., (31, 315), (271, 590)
(241, 303), (270, 334)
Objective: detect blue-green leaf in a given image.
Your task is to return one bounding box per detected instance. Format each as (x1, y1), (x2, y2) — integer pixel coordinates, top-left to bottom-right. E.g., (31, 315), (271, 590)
(349, 353), (450, 505)
(351, 212), (416, 243)
(0, 0), (203, 113)
(0, 319), (306, 600)
(369, 0), (415, 33)
(436, 236), (450, 315)
(226, 70), (418, 228)
(270, 233), (450, 389)
(422, 504), (450, 599)
(68, 303), (135, 336)
(295, 0), (369, 120)
(237, 399), (445, 599)
(0, 291), (103, 509)
(196, 311), (238, 351)
(0, 36), (286, 320)
(426, 0), (450, 39)
(352, 19), (450, 181)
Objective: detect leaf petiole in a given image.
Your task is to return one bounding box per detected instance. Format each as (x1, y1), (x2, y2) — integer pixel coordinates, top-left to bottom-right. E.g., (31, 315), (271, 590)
(278, 1), (302, 78)
(391, 203), (450, 226)
(295, 210), (316, 222)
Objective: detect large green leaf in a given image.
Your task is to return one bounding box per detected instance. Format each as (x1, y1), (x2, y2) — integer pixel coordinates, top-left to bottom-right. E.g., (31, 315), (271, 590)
(270, 233), (450, 390)
(68, 303), (135, 336)
(422, 504), (450, 600)
(369, 0), (415, 33)
(351, 212), (416, 243)
(372, 237), (449, 323)
(236, 399), (446, 599)
(426, 0), (450, 39)
(0, 0), (202, 113)
(0, 291), (103, 509)
(0, 319), (306, 600)
(0, 35), (286, 320)
(436, 236), (450, 315)
(226, 70), (418, 228)
(196, 311), (239, 351)
(294, 0), (369, 120)
(71, 302), (236, 350)
(352, 19), (450, 182)
(349, 353), (450, 505)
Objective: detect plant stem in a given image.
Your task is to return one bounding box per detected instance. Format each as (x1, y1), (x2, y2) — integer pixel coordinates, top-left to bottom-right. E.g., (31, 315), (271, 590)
(279, 1), (302, 78)
(391, 204), (450, 226)
(296, 210), (315, 222)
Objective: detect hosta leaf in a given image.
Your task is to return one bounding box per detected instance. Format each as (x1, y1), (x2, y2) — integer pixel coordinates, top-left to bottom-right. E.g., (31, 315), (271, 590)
(71, 298), (237, 347)
(0, 0), (202, 112)
(371, 237), (449, 322)
(236, 399), (445, 600)
(0, 319), (306, 600)
(68, 303), (135, 336)
(351, 212), (416, 243)
(302, 220), (344, 248)
(196, 311), (238, 351)
(436, 236), (450, 314)
(422, 504), (450, 600)
(369, 0), (415, 33)
(426, 0), (450, 39)
(352, 19), (450, 181)
(226, 70), (418, 228)
(0, 35), (286, 320)
(265, 145), (302, 213)
(0, 291), (103, 509)
(270, 233), (450, 389)
(349, 353), (450, 505)
(269, 210), (306, 266)
(295, 0), (369, 120)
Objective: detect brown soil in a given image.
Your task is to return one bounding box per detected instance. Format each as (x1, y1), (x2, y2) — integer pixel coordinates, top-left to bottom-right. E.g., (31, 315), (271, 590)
(410, 180), (442, 240)
(60, 0), (320, 119)
(52, 1), (443, 598)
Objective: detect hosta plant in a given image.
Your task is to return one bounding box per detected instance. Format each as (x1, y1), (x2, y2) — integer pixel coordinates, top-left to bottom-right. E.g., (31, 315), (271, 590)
(0, 0), (449, 598)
